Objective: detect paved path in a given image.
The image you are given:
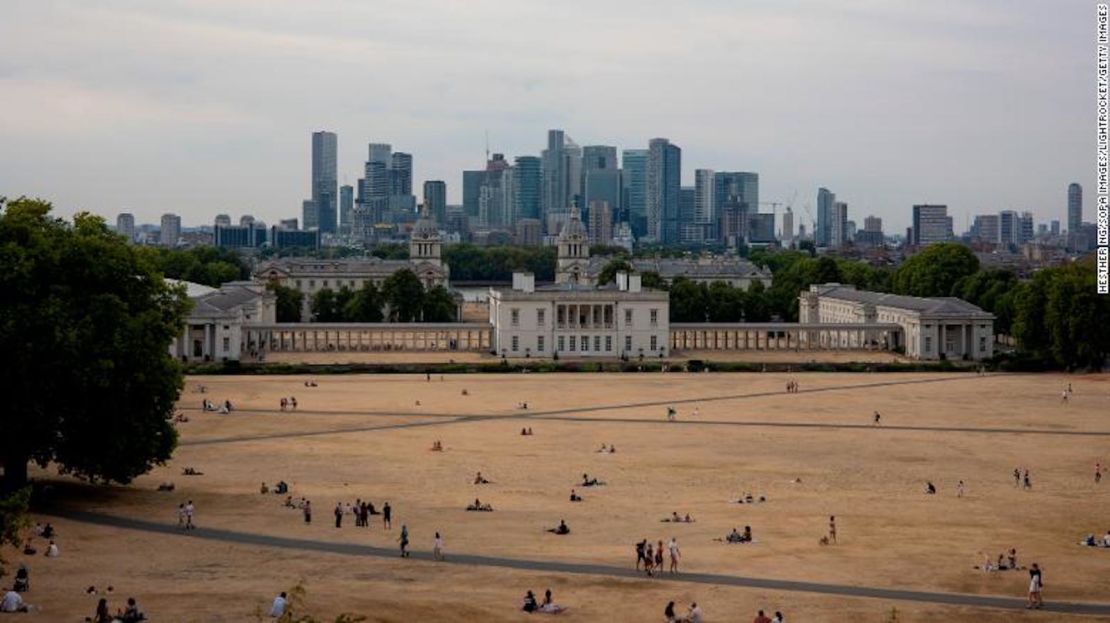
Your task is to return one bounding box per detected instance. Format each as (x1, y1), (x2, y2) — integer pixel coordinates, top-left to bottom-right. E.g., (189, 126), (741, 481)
(50, 509), (1110, 616)
(181, 374), (1110, 446)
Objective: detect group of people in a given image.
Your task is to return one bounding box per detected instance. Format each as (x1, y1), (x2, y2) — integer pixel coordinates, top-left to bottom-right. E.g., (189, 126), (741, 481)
(636, 538), (680, 576)
(724, 526), (754, 544)
(89, 597), (146, 622)
(1079, 531), (1110, 547)
(1013, 468), (1033, 490)
(784, 380), (800, 393)
(580, 473), (605, 487)
(663, 600), (703, 622)
(751, 610), (786, 623)
(466, 499), (493, 512)
(278, 396), (298, 411)
(736, 493), (767, 505)
(520, 427), (534, 436)
(521, 589), (565, 614)
(595, 443), (617, 453)
(261, 481), (289, 495)
(201, 399), (233, 414)
(329, 499), (391, 528)
(977, 548), (1023, 572)
(661, 512), (694, 523)
(175, 501), (196, 530)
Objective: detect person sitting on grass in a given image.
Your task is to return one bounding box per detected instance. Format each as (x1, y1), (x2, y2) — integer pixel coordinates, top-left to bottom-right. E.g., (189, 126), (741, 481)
(474, 471), (491, 484)
(925, 481), (936, 495)
(569, 489), (582, 502)
(546, 520), (570, 535)
(522, 590), (538, 613)
(539, 589), (566, 614)
(12, 565), (29, 593)
(1, 589), (29, 613)
(275, 481), (289, 495)
(119, 597), (146, 622)
(466, 499), (493, 512)
(725, 526), (752, 543)
(581, 474), (603, 487)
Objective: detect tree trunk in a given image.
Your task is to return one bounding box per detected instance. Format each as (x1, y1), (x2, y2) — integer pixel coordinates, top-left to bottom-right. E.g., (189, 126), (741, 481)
(0, 458), (28, 496)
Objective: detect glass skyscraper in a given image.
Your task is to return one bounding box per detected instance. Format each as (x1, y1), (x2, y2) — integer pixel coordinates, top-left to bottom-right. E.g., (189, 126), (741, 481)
(311, 131), (338, 233)
(621, 149), (649, 237)
(647, 138), (681, 243)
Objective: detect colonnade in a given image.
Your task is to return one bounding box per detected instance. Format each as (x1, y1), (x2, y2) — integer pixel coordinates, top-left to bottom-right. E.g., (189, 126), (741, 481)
(669, 323), (902, 352)
(243, 323), (492, 354)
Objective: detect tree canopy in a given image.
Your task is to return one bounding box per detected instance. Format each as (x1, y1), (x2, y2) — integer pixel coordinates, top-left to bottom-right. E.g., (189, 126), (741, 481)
(0, 198), (189, 493)
(1012, 260), (1109, 369)
(892, 243), (979, 297)
(151, 245), (251, 287)
(442, 244), (556, 282)
(596, 258), (634, 285)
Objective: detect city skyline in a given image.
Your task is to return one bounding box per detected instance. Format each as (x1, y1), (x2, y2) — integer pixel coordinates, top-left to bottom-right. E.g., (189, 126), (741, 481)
(0, 1), (1092, 232)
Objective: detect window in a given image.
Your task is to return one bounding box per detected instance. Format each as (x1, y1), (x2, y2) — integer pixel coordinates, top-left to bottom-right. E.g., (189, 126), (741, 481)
(296, 280), (302, 288)
(650, 309), (659, 326)
(625, 309), (633, 325)
(537, 309), (545, 326)
(222, 337), (230, 352)
(650, 335), (658, 351)
(309, 280), (315, 288)
(605, 336), (612, 351)
(925, 336), (932, 352)
(557, 336), (565, 351)
(979, 336), (987, 352)
(223, 325), (230, 330)
(569, 336), (576, 351)
(511, 308), (520, 326)
(625, 336), (632, 352)
(582, 335), (589, 352)
(594, 336), (601, 351)
(323, 280), (328, 287)
(537, 336), (545, 352)
(511, 336), (519, 351)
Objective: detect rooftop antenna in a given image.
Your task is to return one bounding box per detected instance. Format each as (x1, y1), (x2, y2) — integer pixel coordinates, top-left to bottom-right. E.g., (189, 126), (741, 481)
(484, 130), (490, 165)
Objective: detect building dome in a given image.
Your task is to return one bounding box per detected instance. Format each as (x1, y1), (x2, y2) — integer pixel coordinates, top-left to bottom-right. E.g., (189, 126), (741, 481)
(413, 204), (439, 239)
(559, 207), (587, 240)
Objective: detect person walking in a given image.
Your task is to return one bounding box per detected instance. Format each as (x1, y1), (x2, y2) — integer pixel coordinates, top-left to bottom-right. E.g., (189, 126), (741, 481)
(184, 500), (195, 530)
(1013, 468), (1021, 487)
(957, 480), (965, 498)
(668, 537), (680, 573)
(334, 503), (343, 528)
(176, 503), (185, 530)
(654, 539), (664, 573)
(433, 532), (444, 561)
(399, 524), (410, 558)
(383, 502), (392, 529)
(1096, 462), (1103, 484)
(828, 515), (837, 544)
(303, 500), (312, 524)
(1023, 470), (1032, 490)
(1027, 563), (1043, 609)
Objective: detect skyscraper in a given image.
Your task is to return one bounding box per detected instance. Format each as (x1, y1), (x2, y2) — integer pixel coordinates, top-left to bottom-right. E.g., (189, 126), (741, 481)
(831, 201), (849, 248)
(647, 138), (681, 243)
(542, 130), (581, 227)
(587, 200), (613, 245)
(582, 145), (620, 233)
(1019, 211), (1034, 244)
(621, 149), (649, 237)
(911, 204), (953, 246)
(678, 187), (697, 241)
(390, 152), (413, 196)
(423, 180), (447, 226)
(781, 207), (794, 246)
(311, 131), (338, 234)
(116, 213), (135, 242)
(159, 213), (181, 247)
(214, 214), (232, 227)
(816, 187), (835, 247)
(999, 210), (1019, 248)
(973, 214), (1000, 243)
(1067, 182), (1082, 233)
(340, 185), (354, 233)
(303, 200), (317, 230)
(512, 156), (542, 222)
(694, 169), (715, 226)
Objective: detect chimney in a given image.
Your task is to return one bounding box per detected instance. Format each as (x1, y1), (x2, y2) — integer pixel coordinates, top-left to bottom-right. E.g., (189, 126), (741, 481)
(628, 274), (642, 293)
(616, 271), (629, 291)
(512, 272), (535, 293)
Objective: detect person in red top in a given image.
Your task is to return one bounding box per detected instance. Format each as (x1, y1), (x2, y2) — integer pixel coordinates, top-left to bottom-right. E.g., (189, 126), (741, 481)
(753, 610), (772, 623)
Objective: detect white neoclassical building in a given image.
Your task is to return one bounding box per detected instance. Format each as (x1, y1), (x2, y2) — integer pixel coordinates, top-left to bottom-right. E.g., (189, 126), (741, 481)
(489, 272), (670, 359)
(799, 283), (994, 360)
(169, 281), (276, 362)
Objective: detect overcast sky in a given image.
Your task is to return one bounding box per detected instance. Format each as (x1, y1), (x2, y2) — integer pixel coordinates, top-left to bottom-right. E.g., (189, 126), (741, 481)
(0, 0), (1094, 233)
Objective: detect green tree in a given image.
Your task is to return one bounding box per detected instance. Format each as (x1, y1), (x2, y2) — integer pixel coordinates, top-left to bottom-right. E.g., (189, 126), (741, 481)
(311, 288), (352, 322)
(0, 198), (188, 493)
(268, 283), (304, 322)
(382, 269), (425, 321)
(152, 246), (251, 287)
(745, 280), (771, 321)
(369, 243), (410, 260)
(669, 278), (709, 322)
(421, 286), (458, 322)
(597, 258), (634, 285)
(891, 243), (979, 297)
(706, 281), (744, 322)
(1012, 260), (1110, 369)
(342, 281), (383, 322)
(0, 487), (30, 575)
(640, 271), (667, 290)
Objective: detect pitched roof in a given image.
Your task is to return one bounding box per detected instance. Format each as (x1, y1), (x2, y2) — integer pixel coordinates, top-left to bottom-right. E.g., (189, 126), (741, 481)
(810, 284), (992, 317)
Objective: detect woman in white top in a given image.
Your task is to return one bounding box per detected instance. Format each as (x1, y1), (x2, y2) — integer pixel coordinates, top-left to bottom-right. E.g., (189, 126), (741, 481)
(45, 541), (59, 557)
(433, 532), (444, 561)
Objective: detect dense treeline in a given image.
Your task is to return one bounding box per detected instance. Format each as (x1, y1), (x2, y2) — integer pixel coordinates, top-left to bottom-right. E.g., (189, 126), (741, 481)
(442, 244), (557, 281)
(268, 269), (456, 324)
(148, 245), (251, 287)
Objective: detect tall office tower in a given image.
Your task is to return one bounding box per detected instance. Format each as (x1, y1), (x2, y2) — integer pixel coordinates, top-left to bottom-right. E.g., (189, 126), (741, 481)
(311, 131), (338, 233)
(514, 218), (542, 247)
(816, 187), (835, 247)
(863, 215), (882, 233)
(367, 143), (392, 166)
(582, 145), (620, 230)
(423, 180), (447, 226)
(973, 214), (1000, 243)
(830, 202), (849, 248)
(713, 172), (758, 244)
(499, 163), (517, 227)
(214, 214), (231, 227)
(1067, 183), (1082, 233)
(340, 184), (354, 233)
(512, 156), (542, 222)
(647, 138), (681, 243)
(462, 169), (485, 219)
(302, 200), (318, 230)
(781, 207), (794, 246)
(239, 215), (255, 227)
(694, 169), (715, 225)
(911, 204), (952, 246)
(855, 215), (884, 248)
(565, 140), (582, 209)
(846, 219), (857, 241)
(677, 187), (697, 242)
(1050, 220), (1060, 236)
(159, 213), (181, 247)
(116, 213), (135, 242)
(621, 149), (649, 237)
(999, 210), (1018, 247)
(478, 153), (510, 229)
(541, 130), (581, 228)
(587, 200), (613, 245)
(390, 152), (413, 196)
(1019, 211), (1034, 244)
